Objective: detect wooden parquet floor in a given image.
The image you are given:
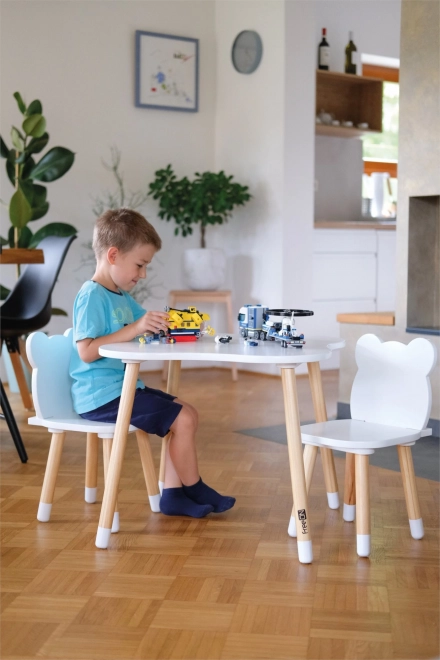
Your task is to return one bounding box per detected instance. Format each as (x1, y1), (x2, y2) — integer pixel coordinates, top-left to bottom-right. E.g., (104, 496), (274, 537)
(1, 369), (439, 660)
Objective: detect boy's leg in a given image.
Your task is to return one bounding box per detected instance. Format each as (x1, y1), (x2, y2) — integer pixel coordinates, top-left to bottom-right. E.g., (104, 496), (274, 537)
(168, 407), (236, 514)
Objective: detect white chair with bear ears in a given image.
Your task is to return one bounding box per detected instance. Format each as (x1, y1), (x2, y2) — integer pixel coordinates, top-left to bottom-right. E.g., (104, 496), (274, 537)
(300, 334), (437, 558)
(26, 329), (161, 531)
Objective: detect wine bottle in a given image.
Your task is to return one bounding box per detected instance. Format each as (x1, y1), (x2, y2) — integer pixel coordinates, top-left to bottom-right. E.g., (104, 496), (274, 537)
(345, 31), (357, 74)
(318, 28), (330, 71)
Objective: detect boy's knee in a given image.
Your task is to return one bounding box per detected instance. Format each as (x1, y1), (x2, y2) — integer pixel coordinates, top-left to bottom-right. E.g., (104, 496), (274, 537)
(172, 406), (196, 434)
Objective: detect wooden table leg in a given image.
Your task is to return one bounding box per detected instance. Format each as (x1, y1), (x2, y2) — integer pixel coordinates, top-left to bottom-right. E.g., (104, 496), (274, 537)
(225, 295), (238, 382)
(159, 360), (182, 493)
(95, 362), (139, 549)
(307, 361), (339, 509)
(281, 367), (313, 563)
(288, 444), (318, 538)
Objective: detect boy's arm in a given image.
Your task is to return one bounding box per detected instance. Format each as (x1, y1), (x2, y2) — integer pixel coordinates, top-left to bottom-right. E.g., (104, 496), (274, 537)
(77, 310), (169, 363)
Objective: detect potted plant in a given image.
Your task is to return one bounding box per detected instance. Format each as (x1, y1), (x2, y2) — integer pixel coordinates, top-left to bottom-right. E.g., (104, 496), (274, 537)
(148, 165), (251, 290)
(0, 92), (76, 270)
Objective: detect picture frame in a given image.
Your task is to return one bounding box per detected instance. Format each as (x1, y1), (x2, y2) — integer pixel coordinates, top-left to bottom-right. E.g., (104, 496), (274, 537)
(135, 30), (199, 112)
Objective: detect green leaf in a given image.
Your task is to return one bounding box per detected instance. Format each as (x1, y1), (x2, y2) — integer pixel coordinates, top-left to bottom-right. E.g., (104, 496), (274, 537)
(6, 158), (15, 185)
(0, 235), (9, 246)
(19, 179), (35, 206)
(28, 222), (77, 248)
(0, 285), (11, 301)
(13, 92), (26, 114)
(51, 307), (68, 316)
(16, 225), (33, 247)
(11, 126), (25, 151)
(9, 187), (33, 228)
(26, 132), (49, 155)
(0, 136), (9, 158)
(29, 147), (75, 182)
(25, 100), (42, 116)
(21, 156), (36, 180)
(22, 114), (47, 138)
(8, 226), (15, 247)
(30, 201), (49, 221)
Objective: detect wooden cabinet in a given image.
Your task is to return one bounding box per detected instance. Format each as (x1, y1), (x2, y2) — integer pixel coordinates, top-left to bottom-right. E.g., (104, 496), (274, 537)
(316, 70), (383, 138)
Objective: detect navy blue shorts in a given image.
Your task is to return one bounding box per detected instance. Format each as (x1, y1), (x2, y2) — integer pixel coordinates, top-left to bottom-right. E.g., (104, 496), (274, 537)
(80, 387), (183, 438)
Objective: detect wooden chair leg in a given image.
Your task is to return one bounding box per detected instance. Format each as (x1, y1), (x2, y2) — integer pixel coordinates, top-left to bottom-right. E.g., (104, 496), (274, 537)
(85, 433), (99, 503)
(37, 432), (65, 522)
(307, 362), (339, 509)
(288, 444), (318, 538)
(159, 360), (182, 493)
(9, 349), (34, 411)
(397, 445), (424, 539)
(103, 438), (120, 534)
(343, 452), (356, 522)
(355, 453), (370, 557)
(136, 430), (161, 512)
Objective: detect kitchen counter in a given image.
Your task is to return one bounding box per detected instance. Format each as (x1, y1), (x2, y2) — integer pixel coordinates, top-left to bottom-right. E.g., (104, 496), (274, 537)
(314, 220), (396, 231)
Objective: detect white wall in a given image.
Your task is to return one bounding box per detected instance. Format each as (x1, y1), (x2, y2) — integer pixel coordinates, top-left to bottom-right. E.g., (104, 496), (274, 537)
(0, 0), (216, 375)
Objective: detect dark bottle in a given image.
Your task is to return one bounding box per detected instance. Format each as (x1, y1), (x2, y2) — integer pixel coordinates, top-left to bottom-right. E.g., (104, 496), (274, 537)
(345, 31), (357, 74)
(318, 28), (330, 71)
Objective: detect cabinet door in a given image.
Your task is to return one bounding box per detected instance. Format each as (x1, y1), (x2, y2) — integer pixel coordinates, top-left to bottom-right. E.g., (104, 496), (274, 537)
(313, 253), (377, 301)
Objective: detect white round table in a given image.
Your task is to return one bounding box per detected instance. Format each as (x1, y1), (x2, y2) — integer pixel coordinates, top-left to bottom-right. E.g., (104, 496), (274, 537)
(97, 336), (345, 563)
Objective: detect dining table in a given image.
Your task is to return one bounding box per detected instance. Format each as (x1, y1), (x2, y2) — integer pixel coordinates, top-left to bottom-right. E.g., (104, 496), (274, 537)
(95, 335), (345, 563)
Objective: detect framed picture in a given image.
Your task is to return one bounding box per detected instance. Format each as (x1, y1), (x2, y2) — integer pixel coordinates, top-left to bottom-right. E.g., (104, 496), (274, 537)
(135, 31), (199, 112)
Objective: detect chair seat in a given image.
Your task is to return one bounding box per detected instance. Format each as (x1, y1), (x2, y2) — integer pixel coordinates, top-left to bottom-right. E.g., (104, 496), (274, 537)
(28, 416), (138, 435)
(301, 419), (423, 451)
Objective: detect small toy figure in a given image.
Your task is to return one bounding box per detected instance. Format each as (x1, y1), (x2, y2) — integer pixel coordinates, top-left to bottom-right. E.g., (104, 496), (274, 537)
(215, 334), (232, 344)
(247, 340), (259, 347)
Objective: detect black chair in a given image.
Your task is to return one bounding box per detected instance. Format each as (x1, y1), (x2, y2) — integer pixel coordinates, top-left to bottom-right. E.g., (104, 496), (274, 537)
(1, 235), (76, 462)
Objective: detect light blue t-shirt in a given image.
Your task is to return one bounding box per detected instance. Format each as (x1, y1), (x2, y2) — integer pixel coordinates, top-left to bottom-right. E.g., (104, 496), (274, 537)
(70, 280), (146, 414)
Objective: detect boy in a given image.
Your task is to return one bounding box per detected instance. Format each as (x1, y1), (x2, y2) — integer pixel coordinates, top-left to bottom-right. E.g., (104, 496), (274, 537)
(70, 208), (235, 518)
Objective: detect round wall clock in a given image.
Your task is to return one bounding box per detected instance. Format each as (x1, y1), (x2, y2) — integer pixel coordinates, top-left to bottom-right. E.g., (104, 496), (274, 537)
(231, 30), (263, 74)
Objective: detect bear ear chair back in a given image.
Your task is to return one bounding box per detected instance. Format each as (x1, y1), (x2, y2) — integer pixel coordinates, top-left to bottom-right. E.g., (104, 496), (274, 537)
(351, 334), (437, 431)
(26, 329), (76, 420)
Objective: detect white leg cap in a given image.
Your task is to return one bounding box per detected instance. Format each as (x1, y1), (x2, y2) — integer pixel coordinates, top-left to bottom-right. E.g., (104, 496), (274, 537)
(96, 526), (112, 549)
(149, 494), (161, 513)
(357, 534), (371, 557)
(327, 491), (340, 509)
(85, 487), (97, 504)
(297, 540), (313, 564)
(288, 515), (297, 537)
(158, 481), (164, 495)
(37, 502), (52, 522)
(111, 512), (120, 533)
(343, 503), (356, 522)
(409, 518), (424, 540)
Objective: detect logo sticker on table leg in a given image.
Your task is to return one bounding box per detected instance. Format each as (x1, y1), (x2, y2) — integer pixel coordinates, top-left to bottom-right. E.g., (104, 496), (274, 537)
(298, 509), (308, 534)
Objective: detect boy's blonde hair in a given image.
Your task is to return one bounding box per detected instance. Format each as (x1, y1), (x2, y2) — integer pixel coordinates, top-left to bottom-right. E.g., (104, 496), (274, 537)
(92, 208), (162, 258)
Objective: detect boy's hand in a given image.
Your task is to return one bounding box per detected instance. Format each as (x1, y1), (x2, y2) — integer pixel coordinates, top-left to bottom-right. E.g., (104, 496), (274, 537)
(136, 311), (170, 335)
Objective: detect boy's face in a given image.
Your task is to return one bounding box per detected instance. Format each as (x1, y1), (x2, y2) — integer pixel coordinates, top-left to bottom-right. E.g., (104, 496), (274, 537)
(107, 243), (156, 291)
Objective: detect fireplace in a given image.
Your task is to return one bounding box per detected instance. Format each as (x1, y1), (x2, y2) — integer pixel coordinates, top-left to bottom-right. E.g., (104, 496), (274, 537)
(407, 195), (440, 335)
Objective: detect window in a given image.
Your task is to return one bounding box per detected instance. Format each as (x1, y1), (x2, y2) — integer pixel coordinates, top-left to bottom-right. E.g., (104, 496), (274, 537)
(361, 63), (399, 218)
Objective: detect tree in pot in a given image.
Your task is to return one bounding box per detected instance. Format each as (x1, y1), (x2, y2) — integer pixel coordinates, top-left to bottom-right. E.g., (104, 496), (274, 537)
(148, 165), (251, 290)
(0, 92), (76, 290)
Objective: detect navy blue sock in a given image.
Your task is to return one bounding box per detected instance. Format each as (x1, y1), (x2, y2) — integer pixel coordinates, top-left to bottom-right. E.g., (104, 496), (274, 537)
(182, 478), (236, 513)
(160, 487), (214, 518)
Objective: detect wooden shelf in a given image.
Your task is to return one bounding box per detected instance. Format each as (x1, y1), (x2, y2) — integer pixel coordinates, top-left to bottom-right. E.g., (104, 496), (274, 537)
(0, 248), (44, 265)
(316, 124), (380, 138)
(316, 70), (383, 137)
(337, 311), (395, 326)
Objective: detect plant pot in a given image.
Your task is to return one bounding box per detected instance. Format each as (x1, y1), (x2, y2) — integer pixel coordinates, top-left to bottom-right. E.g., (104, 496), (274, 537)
(183, 248), (226, 291)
